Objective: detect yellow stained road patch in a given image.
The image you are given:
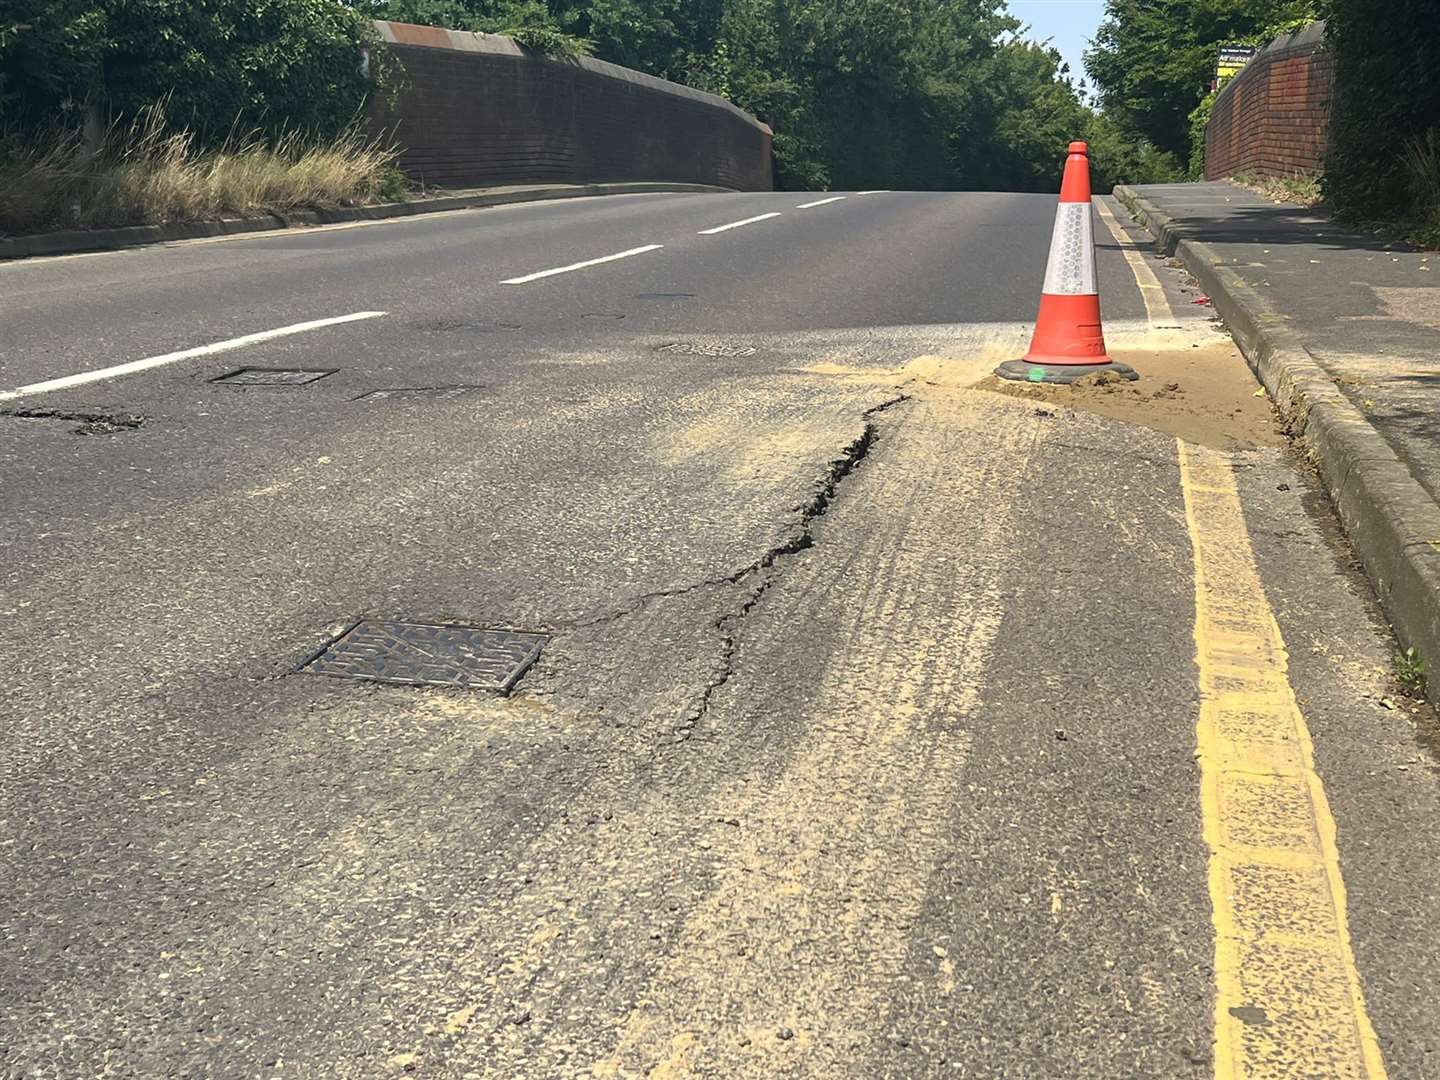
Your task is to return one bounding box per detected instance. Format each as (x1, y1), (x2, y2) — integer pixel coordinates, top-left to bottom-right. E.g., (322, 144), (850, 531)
(1179, 441), (1387, 1080)
(587, 392), (1039, 1078)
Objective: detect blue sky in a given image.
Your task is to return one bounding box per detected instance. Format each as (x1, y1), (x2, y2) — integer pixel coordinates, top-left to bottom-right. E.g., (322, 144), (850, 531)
(1007, 0), (1108, 94)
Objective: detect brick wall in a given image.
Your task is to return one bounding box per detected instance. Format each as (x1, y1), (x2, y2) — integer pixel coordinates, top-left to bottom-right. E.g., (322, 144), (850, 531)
(367, 22), (773, 191)
(1205, 22), (1331, 180)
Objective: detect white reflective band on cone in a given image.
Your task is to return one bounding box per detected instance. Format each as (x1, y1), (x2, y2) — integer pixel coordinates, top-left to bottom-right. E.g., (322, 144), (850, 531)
(1041, 202), (1097, 295)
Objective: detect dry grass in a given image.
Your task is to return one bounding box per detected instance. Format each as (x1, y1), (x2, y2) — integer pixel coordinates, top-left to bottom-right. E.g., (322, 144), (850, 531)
(1231, 169), (1325, 207)
(0, 109), (405, 236)
(1402, 128), (1440, 248)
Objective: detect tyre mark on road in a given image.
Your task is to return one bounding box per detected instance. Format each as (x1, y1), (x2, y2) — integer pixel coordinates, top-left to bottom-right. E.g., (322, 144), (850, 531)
(1179, 440), (1388, 1080)
(589, 391), (1044, 1077)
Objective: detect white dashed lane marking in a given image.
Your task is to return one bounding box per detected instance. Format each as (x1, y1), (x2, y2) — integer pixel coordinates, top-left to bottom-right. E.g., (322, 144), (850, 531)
(500, 244), (665, 284)
(697, 213), (782, 235)
(0, 311), (387, 401)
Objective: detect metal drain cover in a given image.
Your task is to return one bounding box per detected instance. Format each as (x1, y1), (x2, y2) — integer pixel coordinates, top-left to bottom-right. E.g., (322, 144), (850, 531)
(658, 341), (757, 357)
(213, 367), (336, 386)
(354, 385), (486, 401)
(302, 620), (547, 692)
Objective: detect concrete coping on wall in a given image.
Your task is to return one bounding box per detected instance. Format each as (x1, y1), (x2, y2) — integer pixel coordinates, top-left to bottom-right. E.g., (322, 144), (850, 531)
(1212, 20), (1327, 112)
(372, 20), (772, 136)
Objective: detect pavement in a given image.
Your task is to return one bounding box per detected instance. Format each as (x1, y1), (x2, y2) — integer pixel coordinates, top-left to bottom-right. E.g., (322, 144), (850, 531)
(2, 188), (1439, 1078)
(1116, 182), (1439, 503)
(1117, 181), (1440, 718)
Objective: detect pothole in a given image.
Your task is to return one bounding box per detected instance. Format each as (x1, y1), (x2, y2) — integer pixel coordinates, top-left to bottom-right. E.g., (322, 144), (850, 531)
(3, 408), (147, 435)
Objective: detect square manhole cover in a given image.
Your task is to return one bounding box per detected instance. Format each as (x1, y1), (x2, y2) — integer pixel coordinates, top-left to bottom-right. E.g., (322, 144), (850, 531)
(301, 619), (547, 692)
(213, 367), (337, 386)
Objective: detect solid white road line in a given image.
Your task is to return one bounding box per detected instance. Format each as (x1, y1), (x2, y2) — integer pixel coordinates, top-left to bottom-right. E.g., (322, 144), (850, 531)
(796, 196), (847, 209)
(855, 190), (891, 195)
(697, 213), (782, 235)
(500, 244), (664, 284)
(0, 311), (387, 402)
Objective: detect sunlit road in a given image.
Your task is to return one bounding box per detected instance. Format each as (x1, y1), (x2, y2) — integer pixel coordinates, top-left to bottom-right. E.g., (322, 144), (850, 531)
(2, 190), (1437, 1078)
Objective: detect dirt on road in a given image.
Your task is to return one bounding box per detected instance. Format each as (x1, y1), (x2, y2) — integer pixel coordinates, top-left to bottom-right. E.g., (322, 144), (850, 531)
(974, 339), (1286, 451)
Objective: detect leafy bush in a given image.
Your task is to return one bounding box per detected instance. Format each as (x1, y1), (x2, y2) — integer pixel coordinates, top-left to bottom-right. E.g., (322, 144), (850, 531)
(1325, 0), (1440, 245)
(504, 26), (593, 57)
(1085, 0), (1318, 161)
(771, 133), (830, 192)
(1186, 91), (1216, 180)
(0, 0), (382, 145)
(1085, 110), (1184, 189)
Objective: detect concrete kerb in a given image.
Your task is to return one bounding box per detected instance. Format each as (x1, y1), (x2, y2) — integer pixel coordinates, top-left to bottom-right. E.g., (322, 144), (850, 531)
(1115, 183), (1440, 708)
(0, 181), (733, 262)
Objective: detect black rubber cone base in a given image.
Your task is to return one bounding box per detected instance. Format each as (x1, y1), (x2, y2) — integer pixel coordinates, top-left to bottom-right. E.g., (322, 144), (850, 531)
(994, 359), (1139, 384)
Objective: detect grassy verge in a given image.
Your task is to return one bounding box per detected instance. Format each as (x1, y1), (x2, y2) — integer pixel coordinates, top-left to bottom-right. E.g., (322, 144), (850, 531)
(0, 110), (406, 237)
(1400, 130), (1440, 249)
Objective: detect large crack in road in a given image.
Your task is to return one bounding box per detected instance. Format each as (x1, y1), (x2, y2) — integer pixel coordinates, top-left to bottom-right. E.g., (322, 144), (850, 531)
(668, 393), (913, 744)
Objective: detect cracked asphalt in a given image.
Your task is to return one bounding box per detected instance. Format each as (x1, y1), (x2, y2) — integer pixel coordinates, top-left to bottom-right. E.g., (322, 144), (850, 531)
(2, 190), (1440, 1079)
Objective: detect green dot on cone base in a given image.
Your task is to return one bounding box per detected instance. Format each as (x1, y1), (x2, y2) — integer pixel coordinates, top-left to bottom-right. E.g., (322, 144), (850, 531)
(993, 358), (1139, 384)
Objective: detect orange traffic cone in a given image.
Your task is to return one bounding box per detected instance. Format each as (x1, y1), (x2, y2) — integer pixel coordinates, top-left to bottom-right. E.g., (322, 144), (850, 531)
(996, 141), (1137, 384)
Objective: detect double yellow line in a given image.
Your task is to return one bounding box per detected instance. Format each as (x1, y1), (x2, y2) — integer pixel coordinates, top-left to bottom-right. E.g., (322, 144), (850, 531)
(1180, 442), (1388, 1079)
(1095, 196), (1174, 324)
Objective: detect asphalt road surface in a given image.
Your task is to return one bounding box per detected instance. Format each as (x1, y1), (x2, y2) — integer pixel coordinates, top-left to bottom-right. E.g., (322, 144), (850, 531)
(2, 190), (1439, 1079)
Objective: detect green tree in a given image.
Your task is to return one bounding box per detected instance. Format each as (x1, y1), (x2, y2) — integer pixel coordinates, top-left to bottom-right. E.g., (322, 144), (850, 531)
(980, 40), (1094, 191)
(1084, 109), (1183, 188)
(1085, 0), (1317, 160)
(0, 0), (380, 141)
(365, 0), (1110, 189)
(362, 0), (594, 53)
(0, 1), (110, 129)
(364, 0), (1160, 190)
(2, 0), (1175, 195)
(555, 0), (685, 73)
